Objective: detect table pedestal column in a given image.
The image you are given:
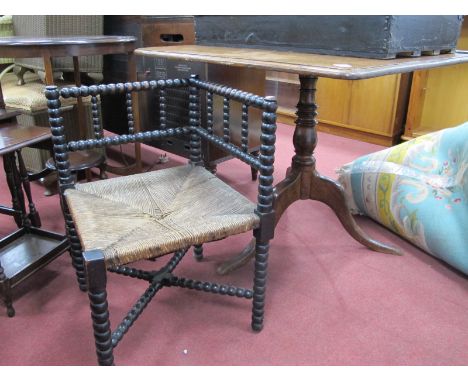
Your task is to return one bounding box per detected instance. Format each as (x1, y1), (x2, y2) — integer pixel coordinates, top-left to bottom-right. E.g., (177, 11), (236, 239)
(217, 74), (402, 275)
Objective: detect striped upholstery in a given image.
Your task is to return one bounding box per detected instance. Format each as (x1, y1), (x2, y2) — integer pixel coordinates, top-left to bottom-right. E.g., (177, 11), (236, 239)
(65, 164), (260, 267)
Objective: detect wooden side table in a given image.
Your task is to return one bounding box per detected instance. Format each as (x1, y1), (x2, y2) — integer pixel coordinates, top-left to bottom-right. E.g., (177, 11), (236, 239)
(135, 46), (468, 274)
(0, 114), (68, 317)
(0, 35), (141, 175)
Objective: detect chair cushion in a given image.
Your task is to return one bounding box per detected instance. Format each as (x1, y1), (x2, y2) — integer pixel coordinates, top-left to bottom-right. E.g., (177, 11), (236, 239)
(337, 122), (468, 275)
(65, 164), (260, 267)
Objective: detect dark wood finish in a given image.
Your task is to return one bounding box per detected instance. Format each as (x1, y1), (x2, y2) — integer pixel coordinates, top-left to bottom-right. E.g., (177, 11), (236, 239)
(83, 250), (114, 366)
(2, 152), (26, 228)
(0, 150), (68, 317)
(0, 36), (137, 58)
(193, 244), (203, 261)
(0, 107), (68, 316)
(17, 151), (41, 227)
(46, 77), (277, 365)
(0, 124), (51, 155)
(0, 227), (68, 287)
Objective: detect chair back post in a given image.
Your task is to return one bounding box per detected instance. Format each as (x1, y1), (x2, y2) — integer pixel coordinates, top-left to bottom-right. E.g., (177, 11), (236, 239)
(254, 96), (277, 242)
(189, 74), (203, 165)
(45, 85), (74, 193)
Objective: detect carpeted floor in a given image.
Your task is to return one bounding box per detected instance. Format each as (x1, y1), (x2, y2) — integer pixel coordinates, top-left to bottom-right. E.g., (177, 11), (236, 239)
(1, 124), (467, 366)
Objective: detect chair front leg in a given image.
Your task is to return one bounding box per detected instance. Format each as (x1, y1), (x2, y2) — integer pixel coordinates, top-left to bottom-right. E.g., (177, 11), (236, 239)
(251, 239), (270, 332)
(83, 250), (114, 366)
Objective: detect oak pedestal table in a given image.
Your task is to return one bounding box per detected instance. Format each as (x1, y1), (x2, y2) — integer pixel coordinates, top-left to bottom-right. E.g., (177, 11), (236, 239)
(135, 46), (468, 274)
(0, 35), (141, 176)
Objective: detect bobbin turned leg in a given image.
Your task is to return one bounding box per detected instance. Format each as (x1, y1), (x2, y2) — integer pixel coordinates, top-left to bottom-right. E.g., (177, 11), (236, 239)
(83, 250), (114, 366)
(189, 77), (204, 264)
(251, 239), (270, 331)
(193, 244), (203, 261)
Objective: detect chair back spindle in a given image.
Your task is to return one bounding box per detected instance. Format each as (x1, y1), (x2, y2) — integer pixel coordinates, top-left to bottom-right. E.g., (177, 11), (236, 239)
(241, 103), (249, 152)
(206, 91), (214, 135)
(188, 74), (202, 165)
(223, 96), (230, 143)
(46, 76), (277, 210)
(159, 88), (167, 130)
(125, 91), (134, 134)
(90, 95), (103, 139)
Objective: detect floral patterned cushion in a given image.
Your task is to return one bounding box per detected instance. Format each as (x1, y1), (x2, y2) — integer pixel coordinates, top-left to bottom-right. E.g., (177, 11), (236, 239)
(337, 122), (468, 274)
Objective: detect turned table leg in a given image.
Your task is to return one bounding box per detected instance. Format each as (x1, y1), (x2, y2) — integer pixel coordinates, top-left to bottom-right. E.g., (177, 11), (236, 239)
(3, 153), (27, 228)
(217, 75), (402, 275)
(17, 150), (41, 227)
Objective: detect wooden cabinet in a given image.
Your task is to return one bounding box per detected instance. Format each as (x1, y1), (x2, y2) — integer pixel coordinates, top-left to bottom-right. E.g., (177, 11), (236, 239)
(266, 71), (411, 146)
(403, 17), (468, 139)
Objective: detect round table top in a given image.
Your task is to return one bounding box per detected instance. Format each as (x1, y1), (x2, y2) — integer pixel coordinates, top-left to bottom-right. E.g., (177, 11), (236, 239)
(0, 35), (137, 59)
(0, 35), (136, 47)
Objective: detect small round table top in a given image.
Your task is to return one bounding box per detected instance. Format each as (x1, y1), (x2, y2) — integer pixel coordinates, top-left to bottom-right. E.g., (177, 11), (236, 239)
(0, 35), (137, 58)
(0, 35), (136, 46)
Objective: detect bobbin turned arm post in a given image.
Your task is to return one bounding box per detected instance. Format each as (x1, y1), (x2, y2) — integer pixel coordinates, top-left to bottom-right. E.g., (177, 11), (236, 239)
(45, 85), (73, 193)
(46, 85), (88, 290)
(252, 96), (277, 332)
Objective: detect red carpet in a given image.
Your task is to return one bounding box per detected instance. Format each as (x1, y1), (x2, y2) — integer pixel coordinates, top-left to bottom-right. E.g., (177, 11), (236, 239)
(1, 123), (467, 365)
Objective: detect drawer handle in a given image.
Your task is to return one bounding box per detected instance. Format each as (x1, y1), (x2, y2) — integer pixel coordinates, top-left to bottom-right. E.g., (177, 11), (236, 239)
(160, 34), (184, 43)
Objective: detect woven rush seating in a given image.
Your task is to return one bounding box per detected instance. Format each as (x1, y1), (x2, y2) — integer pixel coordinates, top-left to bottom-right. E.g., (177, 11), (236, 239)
(46, 75), (277, 365)
(65, 164), (260, 267)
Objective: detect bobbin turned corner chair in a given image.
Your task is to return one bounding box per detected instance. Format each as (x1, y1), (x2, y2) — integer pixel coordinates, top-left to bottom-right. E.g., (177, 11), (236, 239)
(45, 75), (277, 365)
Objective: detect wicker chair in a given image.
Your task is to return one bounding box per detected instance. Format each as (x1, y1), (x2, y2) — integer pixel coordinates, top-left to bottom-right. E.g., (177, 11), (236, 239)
(45, 75), (277, 366)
